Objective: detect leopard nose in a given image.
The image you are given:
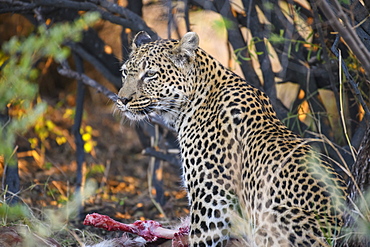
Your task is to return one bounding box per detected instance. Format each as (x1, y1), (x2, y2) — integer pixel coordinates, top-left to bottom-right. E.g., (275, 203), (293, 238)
(118, 97), (131, 105)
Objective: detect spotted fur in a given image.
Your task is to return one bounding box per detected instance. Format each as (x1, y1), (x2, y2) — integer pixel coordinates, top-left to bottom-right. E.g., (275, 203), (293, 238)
(116, 32), (347, 247)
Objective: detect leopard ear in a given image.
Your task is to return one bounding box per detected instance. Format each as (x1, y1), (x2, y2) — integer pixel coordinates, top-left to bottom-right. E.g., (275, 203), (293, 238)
(132, 31), (152, 49)
(170, 32), (199, 67)
(177, 32), (199, 57)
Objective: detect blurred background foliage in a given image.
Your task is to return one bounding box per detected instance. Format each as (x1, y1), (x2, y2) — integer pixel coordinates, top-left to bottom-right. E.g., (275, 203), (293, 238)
(0, 0), (369, 246)
(0, 12), (99, 161)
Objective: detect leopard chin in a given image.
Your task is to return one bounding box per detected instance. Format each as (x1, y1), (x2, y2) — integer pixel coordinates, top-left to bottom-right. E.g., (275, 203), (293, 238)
(123, 111), (148, 121)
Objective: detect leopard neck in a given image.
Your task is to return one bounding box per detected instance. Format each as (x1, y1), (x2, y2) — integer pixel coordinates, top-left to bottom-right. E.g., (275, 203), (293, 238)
(175, 48), (229, 134)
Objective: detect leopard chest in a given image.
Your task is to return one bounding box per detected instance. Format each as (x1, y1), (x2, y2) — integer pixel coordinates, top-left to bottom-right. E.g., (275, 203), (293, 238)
(177, 110), (243, 205)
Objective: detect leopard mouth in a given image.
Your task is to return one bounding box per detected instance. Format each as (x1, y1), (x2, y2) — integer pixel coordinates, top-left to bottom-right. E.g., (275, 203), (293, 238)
(115, 97), (153, 121)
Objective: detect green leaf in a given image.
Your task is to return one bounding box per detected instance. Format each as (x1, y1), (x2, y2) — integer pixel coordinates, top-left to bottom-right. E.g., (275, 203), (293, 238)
(213, 17), (235, 31)
(0, 203), (31, 223)
(269, 33), (285, 43)
(0, 12), (100, 160)
(338, 0), (350, 4)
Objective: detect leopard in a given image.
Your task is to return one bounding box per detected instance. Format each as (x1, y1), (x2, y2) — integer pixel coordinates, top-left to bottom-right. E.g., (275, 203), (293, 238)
(115, 31), (347, 247)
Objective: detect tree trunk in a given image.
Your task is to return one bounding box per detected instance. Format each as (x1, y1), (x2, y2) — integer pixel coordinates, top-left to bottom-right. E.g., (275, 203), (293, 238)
(1, 106), (20, 204)
(340, 122), (370, 246)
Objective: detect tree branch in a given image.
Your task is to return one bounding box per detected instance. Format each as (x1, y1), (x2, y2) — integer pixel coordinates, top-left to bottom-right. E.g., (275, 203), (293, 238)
(91, 0), (158, 39)
(67, 42), (121, 89)
(242, 0), (275, 98)
(57, 65), (118, 102)
(212, 0), (262, 88)
(0, 0), (156, 38)
(71, 53), (85, 219)
(316, 0), (370, 77)
(331, 35), (370, 122)
(143, 148), (181, 167)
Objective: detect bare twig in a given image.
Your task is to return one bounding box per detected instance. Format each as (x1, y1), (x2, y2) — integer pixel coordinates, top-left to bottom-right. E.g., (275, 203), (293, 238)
(57, 65), (118, 102)
(338, 50), (357, 161)
(67, 42), (121, 88)
(195, 0), (262, 88)
(310, 0), (341, 107)
(242, 0), (275, 98)
(189, 0), (217, 11)
(316, 0), (370, 77)
(0, 0), (156, 38)
(143, 148), (181, 167)
(331, 35), (370, 122)
(92, 0), (158, 39)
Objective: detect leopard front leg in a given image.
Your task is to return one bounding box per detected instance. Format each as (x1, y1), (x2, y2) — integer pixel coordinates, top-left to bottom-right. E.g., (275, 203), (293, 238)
(180, 125), (242, 246)
(183, 160), (238, 246)
(188, 195), (234, 247)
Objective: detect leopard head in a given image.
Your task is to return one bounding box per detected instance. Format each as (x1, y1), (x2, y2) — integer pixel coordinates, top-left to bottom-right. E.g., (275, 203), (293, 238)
(116, 31), (199, 125)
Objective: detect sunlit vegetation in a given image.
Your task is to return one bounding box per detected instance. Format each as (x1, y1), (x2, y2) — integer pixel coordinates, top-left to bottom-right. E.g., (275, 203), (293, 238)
(0, 0), (369, 246)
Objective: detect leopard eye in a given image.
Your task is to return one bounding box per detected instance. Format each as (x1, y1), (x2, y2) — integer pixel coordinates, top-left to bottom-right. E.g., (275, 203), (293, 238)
(144, 70), (157, 78)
